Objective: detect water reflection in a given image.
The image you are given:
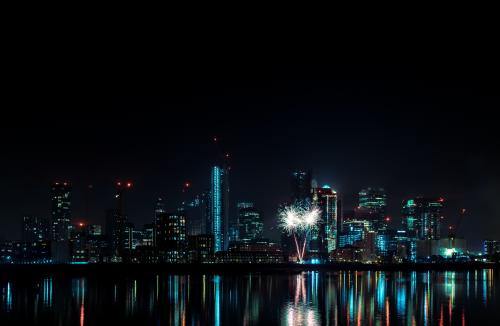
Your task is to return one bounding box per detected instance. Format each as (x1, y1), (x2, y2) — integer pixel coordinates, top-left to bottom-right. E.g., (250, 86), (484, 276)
(1, 269), (499, 325)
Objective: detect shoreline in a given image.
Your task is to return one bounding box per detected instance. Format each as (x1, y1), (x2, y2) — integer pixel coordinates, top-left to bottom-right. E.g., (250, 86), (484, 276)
(1, 262), (498, 278)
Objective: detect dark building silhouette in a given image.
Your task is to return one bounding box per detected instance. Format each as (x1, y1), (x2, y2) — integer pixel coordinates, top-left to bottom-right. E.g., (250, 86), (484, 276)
(156, 212), (187, 262)
(51, 182), (72, 241)
(291, 170), (312, 203)
(188, 234), (213, 262)
(23, 216), (50, 242)
(237, 202), (263, 242)
(106, 181), (132, 261)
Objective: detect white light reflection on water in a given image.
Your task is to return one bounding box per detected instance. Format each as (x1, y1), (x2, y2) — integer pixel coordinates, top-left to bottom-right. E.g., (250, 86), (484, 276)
(283, 272), (321, 326)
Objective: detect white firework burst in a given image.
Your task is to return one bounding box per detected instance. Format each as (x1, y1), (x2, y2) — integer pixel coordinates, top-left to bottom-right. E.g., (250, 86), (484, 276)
(279, 205), (303, 233)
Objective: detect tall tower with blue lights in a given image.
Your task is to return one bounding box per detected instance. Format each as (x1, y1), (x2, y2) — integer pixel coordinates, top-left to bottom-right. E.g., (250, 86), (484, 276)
(209, 136), (230, 253)
(210, 165), (229, 252)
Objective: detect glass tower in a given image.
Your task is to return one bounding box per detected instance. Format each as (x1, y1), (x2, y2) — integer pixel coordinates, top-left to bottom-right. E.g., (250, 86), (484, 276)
(210, 165), (229, 252)
(402, 197), (444, 240)
(358, 187), (387, 231)
(311, 185), (338, 253)
(237, 202), (263, 241)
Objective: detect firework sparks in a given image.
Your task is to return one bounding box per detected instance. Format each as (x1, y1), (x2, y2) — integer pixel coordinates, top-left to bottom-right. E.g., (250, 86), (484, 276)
(303, 207), (320, 227)
(278, 203), (321, 262)
(279, 206), (303, 233)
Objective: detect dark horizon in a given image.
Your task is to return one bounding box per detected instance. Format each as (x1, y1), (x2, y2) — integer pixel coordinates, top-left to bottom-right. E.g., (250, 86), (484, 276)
(1, 64), (499, 250)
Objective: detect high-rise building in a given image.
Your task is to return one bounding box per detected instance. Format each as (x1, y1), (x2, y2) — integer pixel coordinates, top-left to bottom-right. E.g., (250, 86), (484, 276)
(51, 182), (72, 242)
(107, 181), (132, 260)
(237, 202), (263, 241)
(23, 216), (50, 242)
(357, 187), (387, 231)
(375, 229), (397, 258)
(291, 170), (312, 203)
(402, 197), (445, 240)
(186, 191), (210, 236)
(142, 224), (154, 247)
(210, 165), (229, 252)
(311, 185), (338, 253)
(188, 234), (213, 263)
(123, 222), (135, 251)
(153, 197), (166, 247)
(156, 212), (187, 262)
(338, 220), (366, 248)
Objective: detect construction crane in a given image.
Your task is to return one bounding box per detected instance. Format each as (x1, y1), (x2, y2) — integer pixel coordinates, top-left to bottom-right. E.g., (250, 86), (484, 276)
(448, 208), (466, 239)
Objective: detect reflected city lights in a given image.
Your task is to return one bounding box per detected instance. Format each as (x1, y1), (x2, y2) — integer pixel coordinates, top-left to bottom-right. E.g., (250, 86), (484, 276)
(0, 270), (498, 325)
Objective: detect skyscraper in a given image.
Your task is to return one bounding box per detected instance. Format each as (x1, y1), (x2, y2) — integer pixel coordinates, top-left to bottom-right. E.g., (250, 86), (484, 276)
(291, 170), (312, 203)
(51, 182), (72, 242)
(237, 202), (263, 241)
(186, 191), (210, 236)
(23, 216), (50, 242)
(107, 181), (132, 260)
(156, 212), (187, 262)
(153, 197), (166, 247)
(402, 197), (444, 240)
(312, 185), (338, 253)
(357, 187), (387, 231)
(210, 165), (229, 252)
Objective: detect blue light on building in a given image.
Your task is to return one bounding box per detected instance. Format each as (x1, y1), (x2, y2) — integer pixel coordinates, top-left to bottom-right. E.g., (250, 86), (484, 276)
(211, 166), (224, 252)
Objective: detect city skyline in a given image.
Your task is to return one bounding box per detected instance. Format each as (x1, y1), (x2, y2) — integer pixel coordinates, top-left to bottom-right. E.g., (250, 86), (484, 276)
(1, 65), (499, 251)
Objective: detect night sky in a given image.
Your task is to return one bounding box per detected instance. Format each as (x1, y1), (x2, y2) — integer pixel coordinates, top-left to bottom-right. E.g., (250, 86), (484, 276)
(1, 64), (499, 250)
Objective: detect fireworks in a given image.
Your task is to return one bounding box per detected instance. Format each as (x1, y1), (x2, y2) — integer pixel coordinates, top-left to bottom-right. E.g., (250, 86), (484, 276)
(278, 203), (321, 262)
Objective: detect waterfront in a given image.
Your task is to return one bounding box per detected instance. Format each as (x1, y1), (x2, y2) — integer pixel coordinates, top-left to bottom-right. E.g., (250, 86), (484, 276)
(1, 269), (499, 325)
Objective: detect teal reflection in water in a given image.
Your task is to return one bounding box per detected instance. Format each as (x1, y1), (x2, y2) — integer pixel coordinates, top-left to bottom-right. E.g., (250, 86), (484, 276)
(43, 277), (52, 307)
(1, 269), (499, 325)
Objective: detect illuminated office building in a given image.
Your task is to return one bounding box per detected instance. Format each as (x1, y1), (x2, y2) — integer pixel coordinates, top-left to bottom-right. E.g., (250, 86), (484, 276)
(237, 202), (263, 241)
(156, 212), (187, 262)
(210, 165), (229, 252)
(483, 240), (500, 256)
(338, 221), (366, 248)
(357, 187), (387, 231)
(51, 182), (72, 242)
(311, 185), (338, 253)
(153, 197), (166, 247)
(188, 234), (213, 263)
(375, 229), (397, 258)
(402, 197), (445, 240)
